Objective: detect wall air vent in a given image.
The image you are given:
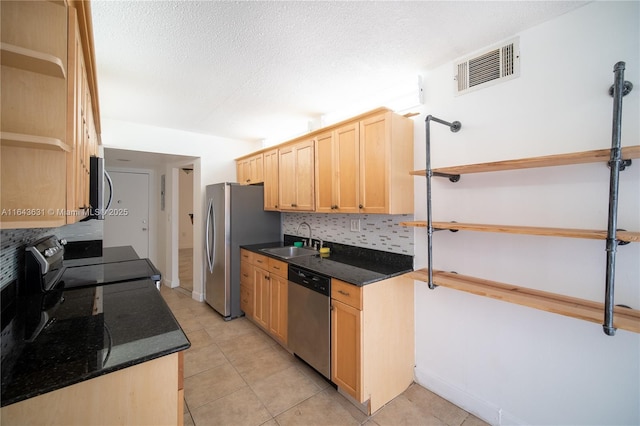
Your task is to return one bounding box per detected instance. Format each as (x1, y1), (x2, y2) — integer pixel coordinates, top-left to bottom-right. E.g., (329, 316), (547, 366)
(454, 37), (520, 95)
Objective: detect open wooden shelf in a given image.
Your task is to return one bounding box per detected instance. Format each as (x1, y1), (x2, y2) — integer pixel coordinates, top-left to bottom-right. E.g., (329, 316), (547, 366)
(1, 132), (71, 152)
(410, 145), (640, 176)
(0, 42), (66, 79)
(401, 221), (640, 243)
(409, 269), (640, 334)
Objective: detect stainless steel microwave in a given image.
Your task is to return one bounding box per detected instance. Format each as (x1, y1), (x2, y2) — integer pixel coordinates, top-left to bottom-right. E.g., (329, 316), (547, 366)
(83, 156), (113, 221)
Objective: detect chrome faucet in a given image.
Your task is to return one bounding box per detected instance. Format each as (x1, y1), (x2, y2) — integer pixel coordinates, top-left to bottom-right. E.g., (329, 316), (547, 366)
(296, 221), (312, 247)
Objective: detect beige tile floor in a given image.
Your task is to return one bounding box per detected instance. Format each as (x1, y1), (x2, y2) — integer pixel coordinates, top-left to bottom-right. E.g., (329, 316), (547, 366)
(179, 248), (194, 292)
(160, 286), (489, 426)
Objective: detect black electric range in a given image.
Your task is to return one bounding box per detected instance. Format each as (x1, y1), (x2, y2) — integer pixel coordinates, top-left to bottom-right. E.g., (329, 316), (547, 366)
(22, 237), (162, 342)
(1, 238), (187, 407)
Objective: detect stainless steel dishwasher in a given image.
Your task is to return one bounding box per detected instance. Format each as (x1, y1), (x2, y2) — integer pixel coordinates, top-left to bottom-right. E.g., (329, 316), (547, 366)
(287, 264), (331, 379)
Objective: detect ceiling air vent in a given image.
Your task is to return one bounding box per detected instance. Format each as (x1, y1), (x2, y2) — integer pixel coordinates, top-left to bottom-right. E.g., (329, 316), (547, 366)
(454, 37), (520, 95)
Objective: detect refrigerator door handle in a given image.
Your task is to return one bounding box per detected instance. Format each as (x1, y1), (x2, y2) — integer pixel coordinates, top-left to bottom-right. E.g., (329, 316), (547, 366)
(206, 198), (215, 273)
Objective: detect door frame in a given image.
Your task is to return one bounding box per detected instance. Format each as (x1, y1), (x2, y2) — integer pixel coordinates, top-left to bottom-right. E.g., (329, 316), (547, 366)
(104, 167), (155, 262)
(168, 158), (203, 302)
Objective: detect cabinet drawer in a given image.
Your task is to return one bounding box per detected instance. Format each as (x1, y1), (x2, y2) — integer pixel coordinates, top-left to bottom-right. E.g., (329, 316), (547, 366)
(268, 258), (287, 278)
(240, 283), (253, 318)
(253, 253), (269, 268)
(331, 279), (362, 310)
(240, 249), (252, 263)
(240, 261), (252, 285)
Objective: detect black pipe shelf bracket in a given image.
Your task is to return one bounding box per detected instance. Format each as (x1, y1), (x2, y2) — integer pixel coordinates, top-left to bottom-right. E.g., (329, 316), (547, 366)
(603, 61), (634, 336)
(425, 115), (462, 289)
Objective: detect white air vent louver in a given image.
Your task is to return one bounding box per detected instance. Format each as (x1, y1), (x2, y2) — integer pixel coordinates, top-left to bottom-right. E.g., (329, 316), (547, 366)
(455, 37), (520, 95)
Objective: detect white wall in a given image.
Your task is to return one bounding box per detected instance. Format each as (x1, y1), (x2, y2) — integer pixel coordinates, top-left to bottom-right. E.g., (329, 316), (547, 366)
(178, 169), (194, 249)
(101, 118), (261, 300)
(412, 2), (639, 425)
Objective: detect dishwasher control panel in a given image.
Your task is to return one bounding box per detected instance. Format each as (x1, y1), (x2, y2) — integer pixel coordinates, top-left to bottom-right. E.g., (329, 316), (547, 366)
(287, 265), (330, 296)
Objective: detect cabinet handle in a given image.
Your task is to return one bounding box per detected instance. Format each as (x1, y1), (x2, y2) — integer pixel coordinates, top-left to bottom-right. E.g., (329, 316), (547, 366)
(359, 204), (363, 209)
(242, 273), (249, 278)
(292, 203), (297, 207)
(338, 290), (350, 296)
(265, 275), (270, 280)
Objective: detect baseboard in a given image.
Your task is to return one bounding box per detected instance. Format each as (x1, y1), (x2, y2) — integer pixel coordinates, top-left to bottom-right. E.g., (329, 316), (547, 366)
(162, 278), (180, 289)
(191, 290), (204, 302)
(414, 366), (525, 426)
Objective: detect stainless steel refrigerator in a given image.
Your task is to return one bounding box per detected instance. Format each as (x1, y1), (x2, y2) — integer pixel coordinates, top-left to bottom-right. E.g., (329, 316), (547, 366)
(204, 182), (281, 319)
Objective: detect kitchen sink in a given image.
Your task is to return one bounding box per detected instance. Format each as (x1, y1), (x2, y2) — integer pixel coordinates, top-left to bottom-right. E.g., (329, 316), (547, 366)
(259, 246), (318, 259)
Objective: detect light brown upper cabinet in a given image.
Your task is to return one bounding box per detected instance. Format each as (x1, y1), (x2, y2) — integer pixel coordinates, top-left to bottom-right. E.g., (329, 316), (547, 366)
(278, 139), (315, 211)
(236, 153), (264, 185)
(0, 1), (101, 229)
(66, 6), (93, 223)
(1, 1), (70, 229)
(315, 122), (360, 213)
(315, 111), (414, 214)
(234, 107), (414, 215)
(263, 148), (279, 210)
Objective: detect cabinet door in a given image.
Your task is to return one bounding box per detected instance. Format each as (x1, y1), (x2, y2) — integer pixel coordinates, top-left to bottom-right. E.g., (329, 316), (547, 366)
(249, 154), (264, 184)
(331, 299), (363, 401)
(268, 274), (288, 345)
(314, 131), (334, 213)
(278, 145), (296, 209)
(293, 139), (315, 211)
(334, 123), (359, 213)
(67, 6), (90, 221)
(252, 266), (270, 330)
(359, 114), (389, 214)
(263, 149), (279, 210)
(236, 160), (244, 185)
(278, 140), (315, 211)
(242, 159), (251, 184)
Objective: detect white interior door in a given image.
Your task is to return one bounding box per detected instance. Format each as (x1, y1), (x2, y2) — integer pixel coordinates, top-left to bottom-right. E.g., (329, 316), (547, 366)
(103, 171), (150, 258)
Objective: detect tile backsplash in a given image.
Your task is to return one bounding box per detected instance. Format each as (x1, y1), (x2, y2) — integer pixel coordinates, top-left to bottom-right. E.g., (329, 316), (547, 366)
(0, 220), (103, 289)
(282, 213), (414, 255)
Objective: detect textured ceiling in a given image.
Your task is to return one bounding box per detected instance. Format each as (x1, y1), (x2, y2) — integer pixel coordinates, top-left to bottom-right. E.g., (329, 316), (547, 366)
(91, 1), (587, 144)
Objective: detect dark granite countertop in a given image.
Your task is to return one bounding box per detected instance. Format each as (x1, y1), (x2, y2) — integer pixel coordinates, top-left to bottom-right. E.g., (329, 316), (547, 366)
(1, 244), (190, 407)
(1, 279), (190, 407)
(63, 244), (139, 266)
(241, 238), (413, 286)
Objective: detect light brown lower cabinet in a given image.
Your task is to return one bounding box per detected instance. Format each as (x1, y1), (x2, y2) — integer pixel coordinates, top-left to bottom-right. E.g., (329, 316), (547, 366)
(253, 264), (271, 330)
(240, 250), (254, 319)
(1, 352), (184, 425)
(331, 274), (414, 415)
(268, 260), (288, 345)
(240, 249), (288, 346)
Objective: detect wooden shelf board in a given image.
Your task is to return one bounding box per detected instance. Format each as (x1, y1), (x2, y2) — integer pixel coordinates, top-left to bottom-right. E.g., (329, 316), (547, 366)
(1, 42), (66, 79)
(410, 145), (640, 176)
(409, 269), (640, 333)
(1, 132), (71, 152)
(400, 221), (640, 243)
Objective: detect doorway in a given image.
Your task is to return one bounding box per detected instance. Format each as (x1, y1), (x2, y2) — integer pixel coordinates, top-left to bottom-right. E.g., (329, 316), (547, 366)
(178, 166), (194, 292)
(103, 171), (150, 257)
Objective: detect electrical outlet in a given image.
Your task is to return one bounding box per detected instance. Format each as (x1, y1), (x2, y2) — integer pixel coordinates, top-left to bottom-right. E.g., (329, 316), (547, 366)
(350, 219), (360, 232)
